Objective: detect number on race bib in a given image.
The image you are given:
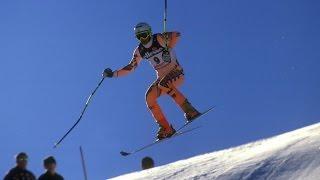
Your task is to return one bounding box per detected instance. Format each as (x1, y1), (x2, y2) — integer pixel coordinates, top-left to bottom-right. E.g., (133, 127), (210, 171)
(162, 50), (171, 63)
(154, 57), (160, 64)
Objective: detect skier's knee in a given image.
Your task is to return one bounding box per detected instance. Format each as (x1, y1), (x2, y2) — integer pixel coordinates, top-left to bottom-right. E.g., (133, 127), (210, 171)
(146, 98), (157, 111)
(145, 90), (156, 108)
(147, 104), (155, 110)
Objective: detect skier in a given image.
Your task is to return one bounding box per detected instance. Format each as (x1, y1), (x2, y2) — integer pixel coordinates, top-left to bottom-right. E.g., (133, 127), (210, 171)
(103, 22), (200, 140)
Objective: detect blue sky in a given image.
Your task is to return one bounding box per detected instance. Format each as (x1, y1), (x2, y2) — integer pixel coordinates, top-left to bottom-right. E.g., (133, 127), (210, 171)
(0, 0), (319, 179)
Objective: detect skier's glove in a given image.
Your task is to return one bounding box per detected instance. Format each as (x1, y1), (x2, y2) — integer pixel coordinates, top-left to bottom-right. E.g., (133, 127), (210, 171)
(102, 68), (114, 78)
(162, 32), (170, 40)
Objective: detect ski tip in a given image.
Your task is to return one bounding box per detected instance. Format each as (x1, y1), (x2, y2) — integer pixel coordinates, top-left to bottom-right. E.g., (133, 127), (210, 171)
(201, 106), (215, 115)
(120, 151), (131, 156)
(206, 106), (215, 112)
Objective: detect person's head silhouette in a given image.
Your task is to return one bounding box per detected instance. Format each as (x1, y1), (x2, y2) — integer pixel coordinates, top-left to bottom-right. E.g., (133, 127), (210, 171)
(141, 156), (154, 170)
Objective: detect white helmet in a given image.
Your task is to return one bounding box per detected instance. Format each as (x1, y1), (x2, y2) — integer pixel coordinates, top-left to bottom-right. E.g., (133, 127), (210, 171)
(134, 22), (152, 36)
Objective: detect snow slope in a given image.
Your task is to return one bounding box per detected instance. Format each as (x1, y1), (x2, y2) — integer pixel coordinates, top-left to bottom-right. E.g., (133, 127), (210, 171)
(110, 123), (320, 180)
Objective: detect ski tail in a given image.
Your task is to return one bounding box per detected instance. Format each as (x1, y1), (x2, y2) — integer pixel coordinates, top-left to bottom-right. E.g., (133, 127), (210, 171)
(120, 126), (201, 157)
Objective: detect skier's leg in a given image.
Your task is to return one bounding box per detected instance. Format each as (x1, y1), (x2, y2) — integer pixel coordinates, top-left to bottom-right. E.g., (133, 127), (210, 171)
(146, 82), (176, 139)
(145, 82), (171, 130)
(158, 67), (200, 121)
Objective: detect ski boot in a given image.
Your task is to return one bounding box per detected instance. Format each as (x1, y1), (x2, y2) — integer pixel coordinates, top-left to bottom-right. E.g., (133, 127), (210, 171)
(182, 99), (201, 123)
(157, 125), (176, 140)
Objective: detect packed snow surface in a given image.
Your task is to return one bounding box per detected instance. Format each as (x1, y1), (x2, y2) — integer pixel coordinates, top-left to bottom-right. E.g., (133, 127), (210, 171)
(110, 123), (320, 180)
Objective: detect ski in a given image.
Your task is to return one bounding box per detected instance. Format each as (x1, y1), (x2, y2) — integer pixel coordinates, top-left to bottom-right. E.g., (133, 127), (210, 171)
(120, 126), (201, 156)
(120, 106), (214, 156)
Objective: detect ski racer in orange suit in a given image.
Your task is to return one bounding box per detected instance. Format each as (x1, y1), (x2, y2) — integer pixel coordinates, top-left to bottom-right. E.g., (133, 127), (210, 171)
(103, 22), (200, 140)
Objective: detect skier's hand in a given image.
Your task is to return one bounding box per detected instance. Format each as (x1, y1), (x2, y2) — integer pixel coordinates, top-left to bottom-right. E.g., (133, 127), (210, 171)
(162, 32), (170, 40)
(102, 68), (114, 78)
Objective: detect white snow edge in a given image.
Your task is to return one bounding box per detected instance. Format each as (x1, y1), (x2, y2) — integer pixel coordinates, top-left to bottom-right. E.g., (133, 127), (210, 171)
(110, 122), (320, 180)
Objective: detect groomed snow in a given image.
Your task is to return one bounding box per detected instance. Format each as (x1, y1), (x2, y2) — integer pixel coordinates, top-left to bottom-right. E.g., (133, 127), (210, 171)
(110, 123), (320, 180)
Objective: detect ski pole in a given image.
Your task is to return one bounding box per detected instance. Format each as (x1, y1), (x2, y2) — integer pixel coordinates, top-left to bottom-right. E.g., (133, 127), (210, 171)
(53, 77), (105, 148)
(80, 146), (89, 180)
(163, 0), (169, 50)
(164, 0), (168, 34)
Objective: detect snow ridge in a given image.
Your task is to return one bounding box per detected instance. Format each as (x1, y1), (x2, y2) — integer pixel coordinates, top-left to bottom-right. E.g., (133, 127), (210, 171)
(110, 123), (320, 180)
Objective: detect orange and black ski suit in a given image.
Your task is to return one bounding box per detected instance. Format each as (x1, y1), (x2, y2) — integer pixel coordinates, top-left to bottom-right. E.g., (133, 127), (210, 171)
(112, 32), (193, 130)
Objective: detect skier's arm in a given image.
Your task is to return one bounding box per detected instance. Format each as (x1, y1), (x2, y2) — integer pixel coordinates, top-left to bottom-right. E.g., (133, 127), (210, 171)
(157, 31), (181, 48)
(112, 48), (143, 77)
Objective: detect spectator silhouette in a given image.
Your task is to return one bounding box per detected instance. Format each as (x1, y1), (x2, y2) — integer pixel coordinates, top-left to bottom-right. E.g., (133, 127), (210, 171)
(38, 156), (64, 180)
(141, 156), (154, 170)
(3, 152), (36, 180)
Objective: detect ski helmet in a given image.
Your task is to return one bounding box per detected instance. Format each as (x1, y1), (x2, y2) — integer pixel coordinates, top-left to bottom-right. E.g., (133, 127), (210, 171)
(134, 22), (152, 41)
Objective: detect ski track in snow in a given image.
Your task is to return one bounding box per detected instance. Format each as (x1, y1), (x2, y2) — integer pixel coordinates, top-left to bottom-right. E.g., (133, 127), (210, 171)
(109, 123), (320, 180)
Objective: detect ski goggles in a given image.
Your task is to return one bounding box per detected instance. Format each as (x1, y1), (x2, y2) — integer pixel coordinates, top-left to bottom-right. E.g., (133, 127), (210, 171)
(17, 157), (28, 162)
(136, 32), (151, 41)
